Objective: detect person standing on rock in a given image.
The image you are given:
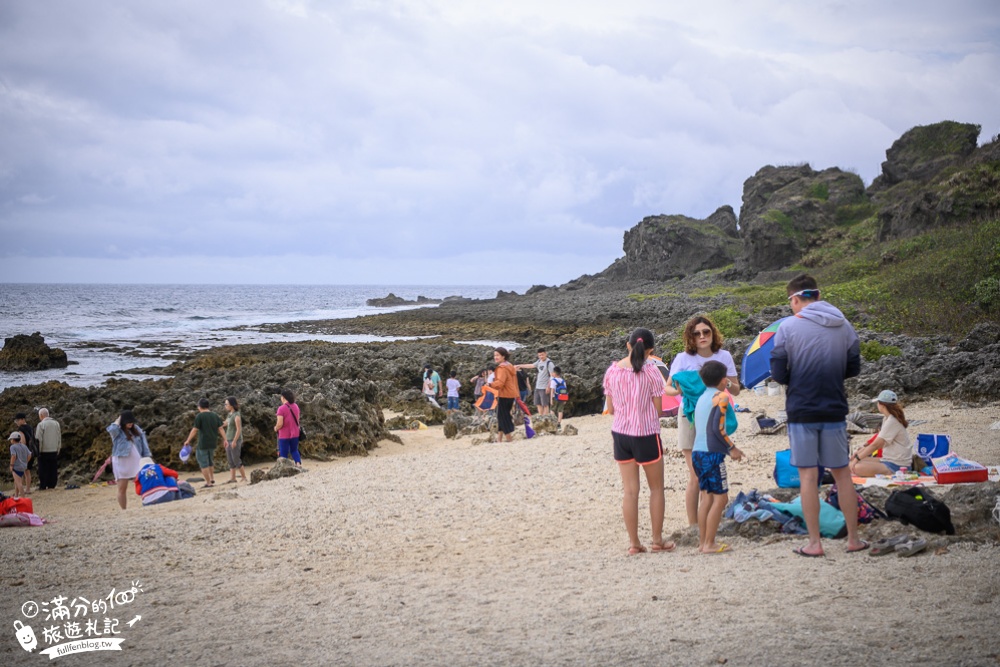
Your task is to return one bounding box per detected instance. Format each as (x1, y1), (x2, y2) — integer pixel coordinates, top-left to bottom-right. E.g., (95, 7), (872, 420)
(422, 364), (443, 409)
(274, 389), (303, 468)
(182, 398), (227, 488)
(223, 396), (247, 483)
(770, 274), (866, 557)
(34, 408), (61, 490)
(664, 316), (740, 528)
(603, 328), (674, 556)
(107, 410), (153, 510)
(489, 348), (518, 443)
(517, 348), (556, 416)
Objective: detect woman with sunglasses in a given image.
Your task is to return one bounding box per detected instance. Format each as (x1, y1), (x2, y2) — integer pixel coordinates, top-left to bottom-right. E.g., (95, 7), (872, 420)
(665, 316), (740, 527)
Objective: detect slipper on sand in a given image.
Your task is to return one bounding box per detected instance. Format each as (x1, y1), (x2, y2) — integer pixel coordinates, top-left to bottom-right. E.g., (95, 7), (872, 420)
(650, 541), (676, 553)
(847, 540), (871, 553)
(793, 546), (824, 558)
(703, 544), (730, 554)
(896, 537), (928, 557)
(870, 534), (913, 556)
(627, 545), (648, 556)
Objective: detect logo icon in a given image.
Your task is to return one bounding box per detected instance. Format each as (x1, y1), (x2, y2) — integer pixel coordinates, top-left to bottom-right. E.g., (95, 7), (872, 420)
(14, 621), (37, 652)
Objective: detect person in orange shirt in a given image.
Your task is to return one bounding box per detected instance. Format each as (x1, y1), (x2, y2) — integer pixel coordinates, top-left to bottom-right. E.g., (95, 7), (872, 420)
(488, 347), (519, 443)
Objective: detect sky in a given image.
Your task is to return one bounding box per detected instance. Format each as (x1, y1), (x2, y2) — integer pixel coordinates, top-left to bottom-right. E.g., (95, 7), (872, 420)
(1, 0), (998, 286)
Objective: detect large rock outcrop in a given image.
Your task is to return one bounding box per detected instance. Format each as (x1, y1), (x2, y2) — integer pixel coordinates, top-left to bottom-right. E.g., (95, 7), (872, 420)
(735, 165), (866, 274)
(598, 206), (741, 281)
(870, 123), (1000, 241)
(0, 332), (69, 370)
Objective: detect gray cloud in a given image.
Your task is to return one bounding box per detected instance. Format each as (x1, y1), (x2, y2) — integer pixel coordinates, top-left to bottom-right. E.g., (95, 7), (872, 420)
(1, 0), (998, 284)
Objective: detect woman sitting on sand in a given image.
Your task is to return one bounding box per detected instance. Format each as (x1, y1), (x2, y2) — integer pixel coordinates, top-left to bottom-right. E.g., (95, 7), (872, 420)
(850, 390), (913, 477)
(107, 410), (152, 510)
(664, 315), (740, 528)
(489, 348), (518, 443)
(603, 328), (675, 556)
(274, 389), (302, 468)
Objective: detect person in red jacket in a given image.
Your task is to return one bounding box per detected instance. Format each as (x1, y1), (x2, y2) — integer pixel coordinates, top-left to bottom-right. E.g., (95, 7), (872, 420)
(134, 458), (195, 506)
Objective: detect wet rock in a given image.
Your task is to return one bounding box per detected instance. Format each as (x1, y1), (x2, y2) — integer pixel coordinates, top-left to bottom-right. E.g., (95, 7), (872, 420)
(365, 293), (446, 306)
(0, 332), (69, 370)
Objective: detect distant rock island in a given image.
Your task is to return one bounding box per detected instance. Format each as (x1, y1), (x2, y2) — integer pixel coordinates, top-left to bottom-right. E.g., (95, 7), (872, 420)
(366, 293), (470, 307)
(0, 332), (70, 371)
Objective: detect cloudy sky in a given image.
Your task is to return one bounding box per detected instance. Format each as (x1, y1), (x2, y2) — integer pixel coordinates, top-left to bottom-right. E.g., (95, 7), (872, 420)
(1, 1), (998, 285)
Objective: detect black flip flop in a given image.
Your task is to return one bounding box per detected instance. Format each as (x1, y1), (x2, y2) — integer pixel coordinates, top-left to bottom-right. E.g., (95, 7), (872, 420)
(793, 546), (824, 558)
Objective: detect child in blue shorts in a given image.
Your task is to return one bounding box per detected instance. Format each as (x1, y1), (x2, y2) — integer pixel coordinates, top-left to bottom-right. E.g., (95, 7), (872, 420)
(692, 361), (744, 554)
(446, 370), (461, 412)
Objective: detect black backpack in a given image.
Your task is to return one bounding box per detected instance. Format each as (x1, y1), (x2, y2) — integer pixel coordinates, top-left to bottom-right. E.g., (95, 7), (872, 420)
(885, 486), (955, 535)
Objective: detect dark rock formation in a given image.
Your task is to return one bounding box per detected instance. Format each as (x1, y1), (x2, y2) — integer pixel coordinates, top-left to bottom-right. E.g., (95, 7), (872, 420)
(871, 124), (1000, 241)
(0, 332), (70, 370)
(599, 207), (741, 281)
(735, 165), (866, 274)
(870, 121), (980, 191)
(366, 293), (444, 307)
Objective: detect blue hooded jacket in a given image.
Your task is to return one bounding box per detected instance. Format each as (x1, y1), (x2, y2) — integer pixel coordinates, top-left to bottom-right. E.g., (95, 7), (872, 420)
(769, 301), (861, 423)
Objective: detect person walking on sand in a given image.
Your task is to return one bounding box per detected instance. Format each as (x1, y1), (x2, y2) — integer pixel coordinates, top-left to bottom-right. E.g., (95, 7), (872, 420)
(107, 410), (153, 510)
(489, 348), (518, 443)
(274, 389), (303, 468)
(35, 408), (62, 490)
(223, 396), (247, 483)
(771, 274), (866, 557)
(664, 315), (741, 528)
(603, 328), (675, 556)
(182, 398), (227, 488)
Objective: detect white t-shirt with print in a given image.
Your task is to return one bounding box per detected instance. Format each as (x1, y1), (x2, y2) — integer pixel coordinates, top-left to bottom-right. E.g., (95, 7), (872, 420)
(668, 350), (738, 378)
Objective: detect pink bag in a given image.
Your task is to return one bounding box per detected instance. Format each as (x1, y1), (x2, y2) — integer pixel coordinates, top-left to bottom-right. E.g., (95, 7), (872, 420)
(0, 512), (43, 527)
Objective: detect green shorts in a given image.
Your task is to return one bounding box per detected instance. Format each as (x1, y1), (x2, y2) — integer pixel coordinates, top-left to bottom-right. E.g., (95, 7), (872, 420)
(195, 447), (216, 469)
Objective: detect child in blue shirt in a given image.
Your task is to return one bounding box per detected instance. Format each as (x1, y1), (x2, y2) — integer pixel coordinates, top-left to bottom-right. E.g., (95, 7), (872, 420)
(692, 361), (744, 554)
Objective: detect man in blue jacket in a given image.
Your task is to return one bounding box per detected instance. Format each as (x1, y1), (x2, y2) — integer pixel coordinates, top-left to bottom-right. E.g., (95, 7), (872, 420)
(770, 274), (867, 557)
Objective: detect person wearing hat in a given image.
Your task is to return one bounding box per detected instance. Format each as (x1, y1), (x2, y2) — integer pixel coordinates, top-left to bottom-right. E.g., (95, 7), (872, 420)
(106, 410), (152, 510)
(8, 431), (32, 497)
(848, 390), (914, 478)
(13, 413), (35, 493)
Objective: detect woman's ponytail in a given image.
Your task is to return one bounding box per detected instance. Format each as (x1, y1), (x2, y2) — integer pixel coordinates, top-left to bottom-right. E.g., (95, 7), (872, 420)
(628, 328), (655, 373)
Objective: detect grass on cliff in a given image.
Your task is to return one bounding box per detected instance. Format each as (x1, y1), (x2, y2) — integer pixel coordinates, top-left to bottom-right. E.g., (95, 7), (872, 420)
(816, 217), (1000, 335)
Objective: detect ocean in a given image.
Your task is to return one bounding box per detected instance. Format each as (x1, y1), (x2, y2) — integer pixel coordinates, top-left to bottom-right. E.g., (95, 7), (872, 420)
(0, 284), (525, 392)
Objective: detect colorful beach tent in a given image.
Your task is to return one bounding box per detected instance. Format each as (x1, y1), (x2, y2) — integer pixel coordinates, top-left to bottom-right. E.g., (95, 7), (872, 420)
(741, 317), (790, 390)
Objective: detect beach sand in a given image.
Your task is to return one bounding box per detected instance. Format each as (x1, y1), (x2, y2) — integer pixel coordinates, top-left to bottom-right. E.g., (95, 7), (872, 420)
(2, 395), (999, 666)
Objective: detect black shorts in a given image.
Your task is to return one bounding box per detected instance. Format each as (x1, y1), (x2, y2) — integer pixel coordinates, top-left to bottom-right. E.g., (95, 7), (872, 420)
(612, 432), (662, 465)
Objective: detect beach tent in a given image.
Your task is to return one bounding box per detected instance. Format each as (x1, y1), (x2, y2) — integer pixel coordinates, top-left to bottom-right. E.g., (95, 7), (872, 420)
(741, 317), (790, 390)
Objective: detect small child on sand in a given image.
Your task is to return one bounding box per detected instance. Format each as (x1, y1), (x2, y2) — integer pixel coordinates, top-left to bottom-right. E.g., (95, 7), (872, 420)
(446, 371), (461, 411)
(692, 361), (744, 554)
(8, 431), (32, 497)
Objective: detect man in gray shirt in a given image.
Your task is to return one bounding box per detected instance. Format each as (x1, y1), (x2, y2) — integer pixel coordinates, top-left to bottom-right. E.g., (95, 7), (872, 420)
(516, 348), (555, 416)
(35, 408), (62, 490)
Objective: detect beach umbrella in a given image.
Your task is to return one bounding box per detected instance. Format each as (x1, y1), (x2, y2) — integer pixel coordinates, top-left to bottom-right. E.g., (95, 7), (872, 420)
(740, 317), (790, 390)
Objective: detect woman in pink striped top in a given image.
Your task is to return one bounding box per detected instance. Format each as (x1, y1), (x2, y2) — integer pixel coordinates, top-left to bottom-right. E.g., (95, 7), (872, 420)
(603, 328), (675, 556)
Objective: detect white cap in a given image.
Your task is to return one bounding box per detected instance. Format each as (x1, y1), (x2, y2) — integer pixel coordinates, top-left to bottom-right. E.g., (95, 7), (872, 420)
(8, 431), (22, 442)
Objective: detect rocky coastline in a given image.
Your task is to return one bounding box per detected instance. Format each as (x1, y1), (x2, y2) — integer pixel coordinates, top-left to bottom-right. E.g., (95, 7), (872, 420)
(2, 120), (998, 483)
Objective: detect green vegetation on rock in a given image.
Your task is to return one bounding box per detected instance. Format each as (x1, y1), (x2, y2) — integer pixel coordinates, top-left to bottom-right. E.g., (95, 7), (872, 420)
(860, 340), (902, 362)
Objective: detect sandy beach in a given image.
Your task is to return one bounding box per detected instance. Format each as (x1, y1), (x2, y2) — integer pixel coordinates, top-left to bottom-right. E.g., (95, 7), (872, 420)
(2, 395), (999, 666)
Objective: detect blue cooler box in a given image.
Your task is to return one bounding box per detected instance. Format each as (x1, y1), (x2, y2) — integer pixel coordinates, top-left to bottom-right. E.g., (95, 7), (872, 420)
(916, 434), (950, 461)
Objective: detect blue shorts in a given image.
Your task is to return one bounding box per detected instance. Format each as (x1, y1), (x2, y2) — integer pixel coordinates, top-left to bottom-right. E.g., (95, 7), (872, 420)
(788, 422), (849, 469)
(612, 432), (662, 466)
(880, 459), (901, 473)
(447, 397), (460, 410)
(12, 469), (25, 478)
(692, 451), (729, 495)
